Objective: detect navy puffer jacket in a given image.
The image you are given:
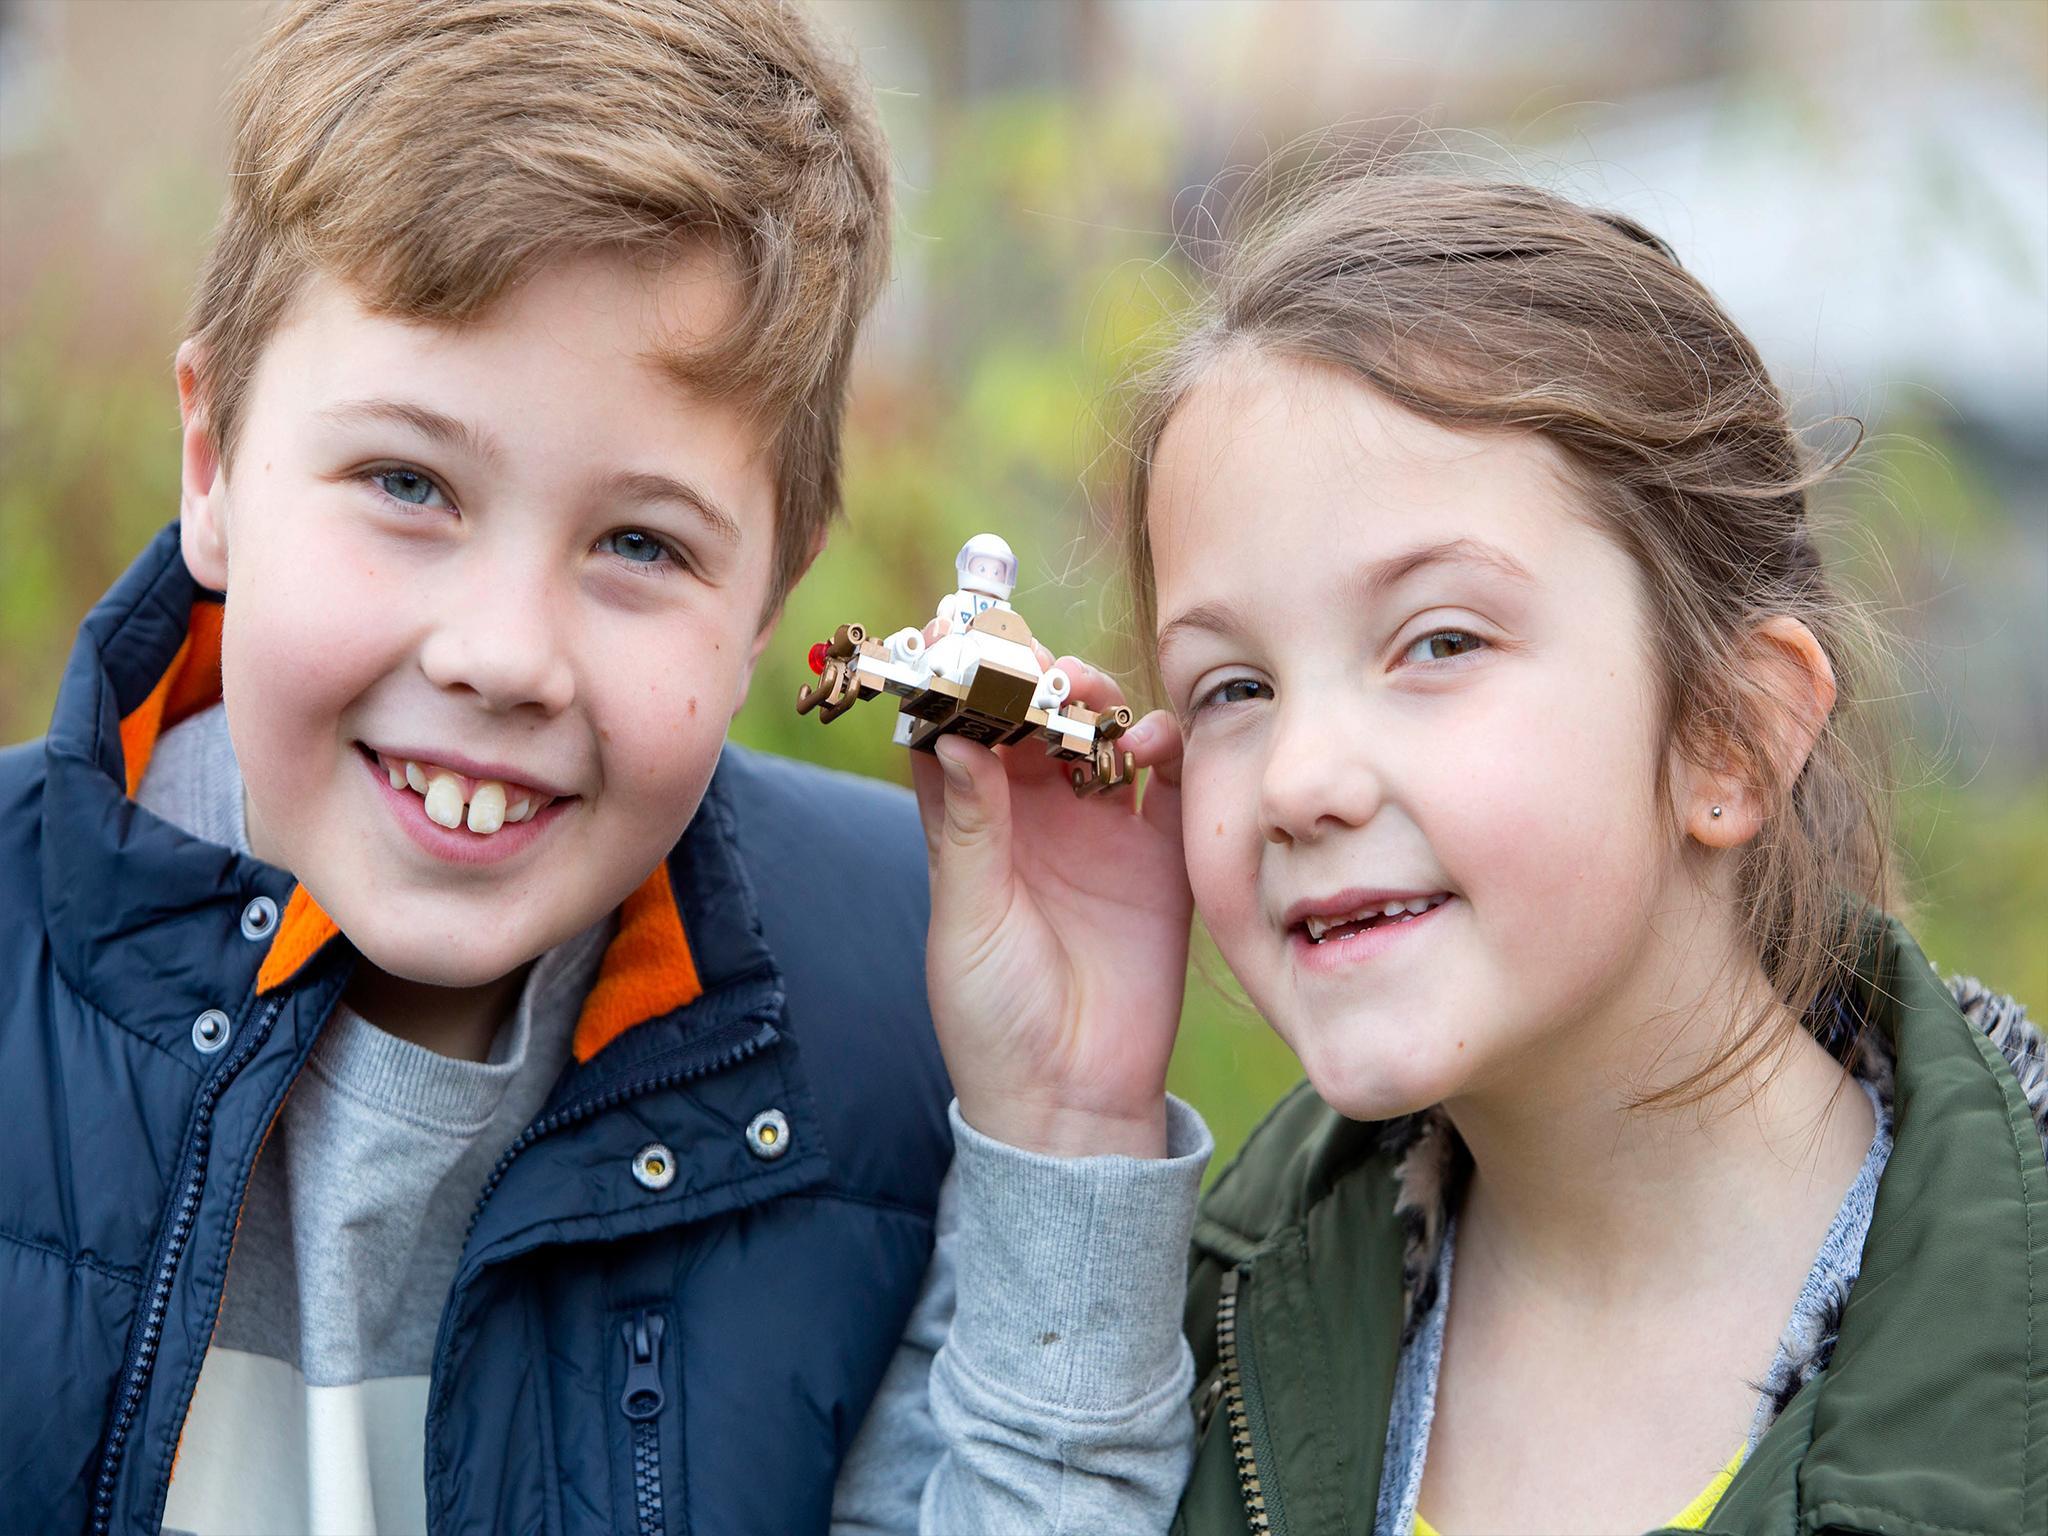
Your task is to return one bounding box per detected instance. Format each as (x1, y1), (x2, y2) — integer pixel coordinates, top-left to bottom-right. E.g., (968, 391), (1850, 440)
(0, 526), (953, 1534)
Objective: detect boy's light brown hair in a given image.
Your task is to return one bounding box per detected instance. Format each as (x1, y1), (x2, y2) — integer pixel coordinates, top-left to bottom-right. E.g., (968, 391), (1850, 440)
(187, 0), (891, 612)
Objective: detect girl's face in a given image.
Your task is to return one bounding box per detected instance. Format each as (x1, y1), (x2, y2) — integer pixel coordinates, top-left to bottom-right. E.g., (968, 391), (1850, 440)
(1150, 354), (1694, 1121)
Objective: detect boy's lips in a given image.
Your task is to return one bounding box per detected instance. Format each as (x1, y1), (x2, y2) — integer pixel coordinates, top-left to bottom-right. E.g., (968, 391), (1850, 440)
(360, 741), (576, 803)
(357, 745), (575, 866)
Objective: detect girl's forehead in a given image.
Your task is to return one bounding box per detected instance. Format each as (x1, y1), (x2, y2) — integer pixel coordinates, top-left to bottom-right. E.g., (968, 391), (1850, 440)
(1147, 357), (1585, 601)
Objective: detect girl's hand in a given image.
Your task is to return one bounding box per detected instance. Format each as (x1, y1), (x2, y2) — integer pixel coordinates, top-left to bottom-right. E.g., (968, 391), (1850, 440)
(911, 656), (1192, 1159)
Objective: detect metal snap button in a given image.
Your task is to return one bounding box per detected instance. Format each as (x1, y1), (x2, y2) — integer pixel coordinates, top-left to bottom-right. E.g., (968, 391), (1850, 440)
(239, 895), (279, 942)
(746, 1109), (791, 1161)
(631, 1142), (677, 1191)
(192, 1009), (232, 1054)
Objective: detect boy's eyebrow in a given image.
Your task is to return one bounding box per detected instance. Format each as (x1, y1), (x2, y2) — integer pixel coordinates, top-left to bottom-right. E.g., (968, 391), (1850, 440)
(1155, 538), (1533, 656)
(598, 469), (743, 550)
(319, 397), (501, 463)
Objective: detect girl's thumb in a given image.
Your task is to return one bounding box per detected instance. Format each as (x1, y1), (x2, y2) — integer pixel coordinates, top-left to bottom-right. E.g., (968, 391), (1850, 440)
(932, 736), (1009, 868)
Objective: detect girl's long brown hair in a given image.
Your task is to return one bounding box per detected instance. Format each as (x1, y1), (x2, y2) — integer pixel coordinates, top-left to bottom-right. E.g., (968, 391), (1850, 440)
(1115, 164), (1900, 1109)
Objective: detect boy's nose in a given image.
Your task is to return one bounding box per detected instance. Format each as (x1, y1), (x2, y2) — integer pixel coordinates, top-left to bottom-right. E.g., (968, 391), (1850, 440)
(1257, 702), (1383, 845)
(419, 587), (576, 716)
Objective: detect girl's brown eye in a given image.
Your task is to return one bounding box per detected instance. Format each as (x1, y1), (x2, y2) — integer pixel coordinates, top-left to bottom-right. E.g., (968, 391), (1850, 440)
(1406, 630), (1484, 663)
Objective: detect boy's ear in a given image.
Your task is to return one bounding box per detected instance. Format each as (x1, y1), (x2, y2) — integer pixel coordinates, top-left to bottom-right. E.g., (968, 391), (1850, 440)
(175, 339), (230, 591)
(1685, 615), (1837, 848)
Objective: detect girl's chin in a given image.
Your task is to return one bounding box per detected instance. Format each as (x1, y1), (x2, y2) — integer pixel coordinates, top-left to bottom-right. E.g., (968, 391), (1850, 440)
(1284, 1025), (1479, 1123)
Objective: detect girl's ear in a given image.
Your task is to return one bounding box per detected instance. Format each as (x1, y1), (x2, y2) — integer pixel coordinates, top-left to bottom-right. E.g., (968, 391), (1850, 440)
(175, 339), (230, 591)
(1686, 615), (1838, 848)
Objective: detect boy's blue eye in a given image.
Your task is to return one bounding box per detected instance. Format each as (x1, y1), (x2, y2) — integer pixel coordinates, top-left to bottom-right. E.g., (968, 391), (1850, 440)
(596, 529), (678, 568)
(1404, 630), (1484, 663)
(373, 467), (447, 508)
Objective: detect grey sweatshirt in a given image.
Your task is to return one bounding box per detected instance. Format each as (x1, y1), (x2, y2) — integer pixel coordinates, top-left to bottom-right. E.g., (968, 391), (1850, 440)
(138, 704), (1210, 1536)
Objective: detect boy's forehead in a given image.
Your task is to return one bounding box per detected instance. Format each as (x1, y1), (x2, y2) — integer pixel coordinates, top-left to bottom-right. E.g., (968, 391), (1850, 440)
(255, 252), (775, 507)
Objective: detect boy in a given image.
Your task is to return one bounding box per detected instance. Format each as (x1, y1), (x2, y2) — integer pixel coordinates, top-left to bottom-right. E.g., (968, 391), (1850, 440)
(0, 2), (955, 1530)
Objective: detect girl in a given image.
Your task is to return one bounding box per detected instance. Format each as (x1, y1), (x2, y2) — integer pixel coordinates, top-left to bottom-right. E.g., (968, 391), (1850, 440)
(911, 167), (2043, 1534)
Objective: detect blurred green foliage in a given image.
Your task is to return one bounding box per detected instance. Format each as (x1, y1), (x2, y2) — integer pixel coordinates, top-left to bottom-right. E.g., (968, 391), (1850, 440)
(2, 87), (2041, 1176)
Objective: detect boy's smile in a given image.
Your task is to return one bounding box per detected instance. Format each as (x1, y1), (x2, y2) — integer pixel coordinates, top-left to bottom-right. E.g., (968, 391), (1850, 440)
(177, 250), (779, 1019)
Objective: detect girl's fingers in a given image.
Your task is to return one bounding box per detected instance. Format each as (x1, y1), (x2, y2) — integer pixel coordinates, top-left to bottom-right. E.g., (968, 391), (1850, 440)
(1051, 655), (1128, 714)
(1123, 709), (1183, 783)
(927, 735), (1017, 925)
(909, 747), (949, 861)
(1126, 710), (1186, 842)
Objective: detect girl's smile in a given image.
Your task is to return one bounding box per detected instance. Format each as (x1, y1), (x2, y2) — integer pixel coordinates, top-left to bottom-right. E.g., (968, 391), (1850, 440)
(1285, 890), (1458, 975)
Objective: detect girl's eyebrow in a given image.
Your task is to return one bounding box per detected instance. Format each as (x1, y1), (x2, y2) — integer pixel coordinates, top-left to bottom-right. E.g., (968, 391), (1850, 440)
(1358, 537), (1535, 601)
(1156, 537), (1533, 660)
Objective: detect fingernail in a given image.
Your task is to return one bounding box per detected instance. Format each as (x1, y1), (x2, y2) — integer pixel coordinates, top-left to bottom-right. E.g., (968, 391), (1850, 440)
(935, 738), (972, 790)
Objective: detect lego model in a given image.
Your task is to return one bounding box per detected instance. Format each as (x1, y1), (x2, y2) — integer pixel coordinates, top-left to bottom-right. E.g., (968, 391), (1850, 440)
(796, 533), (1135, 795)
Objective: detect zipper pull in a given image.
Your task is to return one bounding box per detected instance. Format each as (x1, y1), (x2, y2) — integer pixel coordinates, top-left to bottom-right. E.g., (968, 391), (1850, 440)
(620, 1310), (666, 1420)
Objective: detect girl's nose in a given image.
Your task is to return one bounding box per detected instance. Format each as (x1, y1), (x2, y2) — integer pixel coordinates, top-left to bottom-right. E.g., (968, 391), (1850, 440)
(1257, 701), (1383, 845)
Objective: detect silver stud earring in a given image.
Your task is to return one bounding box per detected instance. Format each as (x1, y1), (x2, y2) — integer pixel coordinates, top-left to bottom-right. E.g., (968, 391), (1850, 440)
(1710, 805), (1724, 819)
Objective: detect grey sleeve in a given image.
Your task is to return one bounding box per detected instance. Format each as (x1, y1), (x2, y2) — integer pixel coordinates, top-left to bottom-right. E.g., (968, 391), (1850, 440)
(830, 1097), (1213, 1536)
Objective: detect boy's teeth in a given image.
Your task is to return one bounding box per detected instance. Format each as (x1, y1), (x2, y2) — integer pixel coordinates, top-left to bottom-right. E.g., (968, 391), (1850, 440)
(379, 750), (551, 835)
(466, 782), (507, 834)
(423, 772), (466, 830)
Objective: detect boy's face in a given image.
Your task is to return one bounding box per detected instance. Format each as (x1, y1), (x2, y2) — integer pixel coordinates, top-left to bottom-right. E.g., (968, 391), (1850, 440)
(179, 251), (779, 988)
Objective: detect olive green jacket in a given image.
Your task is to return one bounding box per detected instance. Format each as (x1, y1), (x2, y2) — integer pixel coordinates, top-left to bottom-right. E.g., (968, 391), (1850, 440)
(1172, 917), (2047, 1536)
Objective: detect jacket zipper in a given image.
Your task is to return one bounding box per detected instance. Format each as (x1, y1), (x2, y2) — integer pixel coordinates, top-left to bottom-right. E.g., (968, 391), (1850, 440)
(1215, 1268), (1273, 1535)
(89, 997), (285, 1536)
(419, 1015), (775, 1526)
(620, 1309), (668, 1536)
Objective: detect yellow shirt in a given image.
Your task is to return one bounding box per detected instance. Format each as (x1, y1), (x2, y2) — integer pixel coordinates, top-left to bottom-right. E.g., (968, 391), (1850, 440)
(1414, 1444), (1745, 1536)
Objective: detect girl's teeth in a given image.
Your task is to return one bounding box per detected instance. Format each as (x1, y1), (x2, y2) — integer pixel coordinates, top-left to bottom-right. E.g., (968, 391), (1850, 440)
(405, 761), (428, 793)
(423, 772), (466, 830)
(466, 782), (507, 834)
(505, 797), (533, 824)
(1304, 896), (1445, 943)
(387, 759), (407, 790)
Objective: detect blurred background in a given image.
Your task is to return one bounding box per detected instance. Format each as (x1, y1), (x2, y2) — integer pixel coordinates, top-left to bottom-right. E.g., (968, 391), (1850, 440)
(2, 0), (2042, 1167)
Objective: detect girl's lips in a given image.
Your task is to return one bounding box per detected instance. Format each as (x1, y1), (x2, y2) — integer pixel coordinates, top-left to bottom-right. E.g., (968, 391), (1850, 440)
(1288, 894), (1454, 974)
(360, 745), (573, 866)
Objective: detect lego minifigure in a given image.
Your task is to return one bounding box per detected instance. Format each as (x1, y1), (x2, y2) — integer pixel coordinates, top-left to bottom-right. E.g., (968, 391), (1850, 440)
(797, 533), (1133, 794)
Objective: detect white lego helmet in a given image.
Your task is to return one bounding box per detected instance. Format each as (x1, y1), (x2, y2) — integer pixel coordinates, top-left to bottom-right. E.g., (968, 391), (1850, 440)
(955, 533), (1018, 601)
